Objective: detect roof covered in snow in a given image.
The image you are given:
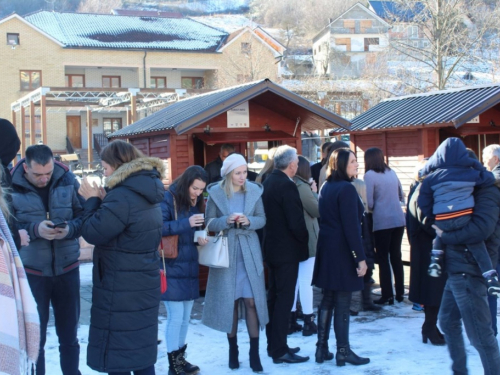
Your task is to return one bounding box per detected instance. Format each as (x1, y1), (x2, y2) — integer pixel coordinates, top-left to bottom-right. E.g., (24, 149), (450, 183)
(368, 1), (426, 22)
(24, 11), (228, 52)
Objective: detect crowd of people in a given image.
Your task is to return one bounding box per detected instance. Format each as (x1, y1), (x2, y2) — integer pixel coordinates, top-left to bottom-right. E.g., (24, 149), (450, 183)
(2, 114), (500, 375)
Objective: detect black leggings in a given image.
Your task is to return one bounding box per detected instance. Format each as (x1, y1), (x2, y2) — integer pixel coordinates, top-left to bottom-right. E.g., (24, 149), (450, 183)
(374, 226), (405, 299)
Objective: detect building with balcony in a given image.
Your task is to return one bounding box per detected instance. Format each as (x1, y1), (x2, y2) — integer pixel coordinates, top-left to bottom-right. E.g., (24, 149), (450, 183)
(312, 2), (390, 78)
(0, 11), (283, 160)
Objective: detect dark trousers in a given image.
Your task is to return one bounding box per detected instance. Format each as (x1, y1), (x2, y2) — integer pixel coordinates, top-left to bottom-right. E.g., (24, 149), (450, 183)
(109, 365), (155, 375)
(439, 273), (500, 375)
(320, 290), (352, 347)
(266, 261), (299, 359)
(434, 216), (493, 275)
(27, 268), (81, 375)
(487, 262), (500, 336)
(373, 226), (405, 299)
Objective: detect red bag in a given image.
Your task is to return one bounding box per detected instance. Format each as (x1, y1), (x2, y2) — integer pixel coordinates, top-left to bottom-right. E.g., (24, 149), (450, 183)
(160, 250), (168, 293)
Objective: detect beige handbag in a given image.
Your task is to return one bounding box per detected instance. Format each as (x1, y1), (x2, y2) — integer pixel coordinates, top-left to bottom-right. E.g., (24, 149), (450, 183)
(198, 218), (229, 268)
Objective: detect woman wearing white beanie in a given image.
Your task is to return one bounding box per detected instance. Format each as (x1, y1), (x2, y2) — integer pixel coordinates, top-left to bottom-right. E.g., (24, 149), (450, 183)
(202, 153), (269, 373)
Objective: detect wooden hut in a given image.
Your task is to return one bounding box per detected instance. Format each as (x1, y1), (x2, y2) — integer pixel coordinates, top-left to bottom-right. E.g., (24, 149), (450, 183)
(329, 84), (500, 263)
(109, 79), (351, 290)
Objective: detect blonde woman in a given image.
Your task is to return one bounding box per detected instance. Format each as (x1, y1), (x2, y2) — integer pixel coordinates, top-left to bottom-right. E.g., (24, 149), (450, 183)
(255, 147), (277, 183)
(203, 153), (268, 373)
(0, 167), (40, 375)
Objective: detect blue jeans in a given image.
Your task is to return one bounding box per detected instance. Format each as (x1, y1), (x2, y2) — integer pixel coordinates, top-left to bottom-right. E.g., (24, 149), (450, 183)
(439, 273), (500, 375)
(164, 300), (194, 353)
(488, 263), (500, 336)
(108, 365), (155, 375)
(27, 268), (81, 375)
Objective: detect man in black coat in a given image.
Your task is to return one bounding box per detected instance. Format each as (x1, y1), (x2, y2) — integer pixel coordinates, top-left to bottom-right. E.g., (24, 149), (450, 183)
(435, 181), (500, 374)
(204, 143), (234, 184)
(262, 145), (309, 364)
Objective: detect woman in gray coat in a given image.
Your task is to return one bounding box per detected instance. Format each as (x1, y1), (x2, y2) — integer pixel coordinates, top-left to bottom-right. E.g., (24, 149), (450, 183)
(290, 156), (319, 336)
(203, 153), (268, 373)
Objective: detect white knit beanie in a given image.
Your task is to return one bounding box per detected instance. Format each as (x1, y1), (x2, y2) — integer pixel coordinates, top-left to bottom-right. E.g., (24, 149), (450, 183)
(220, 153), (247, 177)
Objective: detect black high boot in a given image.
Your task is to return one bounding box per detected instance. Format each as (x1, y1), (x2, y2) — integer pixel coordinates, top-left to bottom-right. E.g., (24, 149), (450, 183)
(422, 306), (445, 346)
(228, 336), (239, 370)
(249, 337), (263, 373)
(336, 346), (370, 366)
(178, 344), (200, 375)
(287, 311), (303, 335)
(302, 314), (318, 336)
(362, 283), (382, 312)
(315, 306), (334, 363)
(168, 349), (187, 375)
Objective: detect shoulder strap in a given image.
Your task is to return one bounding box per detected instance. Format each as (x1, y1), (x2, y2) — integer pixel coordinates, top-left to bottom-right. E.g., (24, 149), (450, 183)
(168, 190), (177, 220)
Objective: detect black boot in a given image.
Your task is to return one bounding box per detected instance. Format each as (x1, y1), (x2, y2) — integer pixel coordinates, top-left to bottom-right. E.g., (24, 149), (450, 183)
(249, 337), (263, 373)
(228, 336), (239, 370)
(336, 346), (370, 366)
(168, 349), (187, 375)
(302, 314), (318, 336)
(178, 344), (200, 375)
(362, 283), (382, 311)
(288, 311), (302, 335)
(422, 306), (445, 346)
(315, 307), (334, 363)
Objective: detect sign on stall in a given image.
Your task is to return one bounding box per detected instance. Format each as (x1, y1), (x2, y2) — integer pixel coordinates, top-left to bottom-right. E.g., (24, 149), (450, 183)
(227, 102), (249, 128)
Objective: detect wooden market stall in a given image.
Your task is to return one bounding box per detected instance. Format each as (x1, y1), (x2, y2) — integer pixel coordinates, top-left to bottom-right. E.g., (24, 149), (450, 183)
(109, 78), (352, 289)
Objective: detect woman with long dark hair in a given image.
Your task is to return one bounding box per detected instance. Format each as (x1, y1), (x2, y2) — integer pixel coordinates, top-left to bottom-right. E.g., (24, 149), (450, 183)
(290, 156), (319, 336)
(160, 165), (209, 375)
(79, 140), (165, 375)
(363, 147), (406, 305)
(203, 154), (268, 373)
(312, 148), (369, 367)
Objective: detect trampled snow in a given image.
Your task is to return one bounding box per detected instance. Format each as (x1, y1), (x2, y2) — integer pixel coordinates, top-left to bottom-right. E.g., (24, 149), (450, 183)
(43, 262), (486, 374)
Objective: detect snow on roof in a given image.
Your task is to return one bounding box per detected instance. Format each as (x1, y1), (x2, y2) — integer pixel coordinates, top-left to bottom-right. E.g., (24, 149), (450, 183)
(192, 14), (257, 33)
(24, 11), (228, 52)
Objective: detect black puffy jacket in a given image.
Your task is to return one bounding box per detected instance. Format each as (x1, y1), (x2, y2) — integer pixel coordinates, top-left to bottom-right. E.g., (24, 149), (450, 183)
(441, 184), (500, 277)
(81, 157), (164, 373)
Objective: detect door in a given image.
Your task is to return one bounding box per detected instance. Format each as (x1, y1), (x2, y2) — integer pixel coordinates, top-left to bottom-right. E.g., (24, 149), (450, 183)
(66, 116), (82, 149)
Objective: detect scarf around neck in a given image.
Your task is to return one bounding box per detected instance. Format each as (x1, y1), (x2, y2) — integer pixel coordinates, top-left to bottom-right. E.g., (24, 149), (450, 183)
(0, 210), (40, 375)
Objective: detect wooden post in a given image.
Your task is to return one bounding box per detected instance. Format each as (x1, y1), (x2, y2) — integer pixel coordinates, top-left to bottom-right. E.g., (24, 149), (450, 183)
(131, 95), (137, 124)
(87, 108), (93, 165)
(11, 110), (18, 165)
(20, 106), (26, 158)
(41, 94), (47, 144)
(29, 101), (36, 146)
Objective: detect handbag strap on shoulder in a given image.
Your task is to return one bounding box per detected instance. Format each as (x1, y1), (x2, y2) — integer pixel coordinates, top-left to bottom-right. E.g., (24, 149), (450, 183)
(205, 217), (224, 236)
(167, 190), (177, 220)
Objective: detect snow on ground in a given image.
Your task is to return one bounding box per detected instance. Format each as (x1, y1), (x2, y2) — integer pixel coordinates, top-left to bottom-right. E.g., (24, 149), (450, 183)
(44, 263), (485, 374)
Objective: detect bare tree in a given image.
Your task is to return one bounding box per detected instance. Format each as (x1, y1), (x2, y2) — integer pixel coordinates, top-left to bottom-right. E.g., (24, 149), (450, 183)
(384, 0), (500, 90)
(77, 0), (122, 13)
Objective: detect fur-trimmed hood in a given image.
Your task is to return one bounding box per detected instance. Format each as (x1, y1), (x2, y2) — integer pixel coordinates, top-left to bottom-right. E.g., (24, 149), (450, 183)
(106, 157), (165, 189)
(105, 157), (165, 205)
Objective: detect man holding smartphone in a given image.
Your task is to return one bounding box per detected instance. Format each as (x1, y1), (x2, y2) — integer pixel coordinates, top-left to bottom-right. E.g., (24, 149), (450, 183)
(10, 144), (84, 375)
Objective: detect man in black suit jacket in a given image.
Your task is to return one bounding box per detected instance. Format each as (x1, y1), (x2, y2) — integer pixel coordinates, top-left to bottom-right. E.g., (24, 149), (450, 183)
(262, 145), (310, 364)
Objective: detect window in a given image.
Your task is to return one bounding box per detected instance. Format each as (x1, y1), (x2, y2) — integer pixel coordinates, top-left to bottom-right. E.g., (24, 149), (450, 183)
(364, 38), (379, 52)
(412, 41), (419, 48)
(65, 74), (85, 88)
(20, 70), (41, 91)
(103, 118), (122, 136)
(423, 40), (430, 48)
(150, 76), (166, 88)
(7, 33), (19, 46)
(181, 77), (204, 89)
(102, 76), (121, 88)
(241, 42), (251, 54)
(24, 115), (41, 137)
(408, 26), (419, 39)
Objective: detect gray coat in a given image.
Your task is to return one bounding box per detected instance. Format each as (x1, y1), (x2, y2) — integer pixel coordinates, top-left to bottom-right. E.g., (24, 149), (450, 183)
(203, 181), (269, 333)
(294, 176), (319, 258)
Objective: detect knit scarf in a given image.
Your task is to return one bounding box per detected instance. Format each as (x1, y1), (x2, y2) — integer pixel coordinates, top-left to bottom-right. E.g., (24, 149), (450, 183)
(0, 211), (40, 375)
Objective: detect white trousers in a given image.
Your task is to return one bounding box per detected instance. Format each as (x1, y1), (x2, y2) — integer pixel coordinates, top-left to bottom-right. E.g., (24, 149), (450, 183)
(292, 256), (316, 315)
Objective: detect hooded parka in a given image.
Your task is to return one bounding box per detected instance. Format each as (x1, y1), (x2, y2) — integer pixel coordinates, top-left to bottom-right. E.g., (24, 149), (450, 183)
(81, 157), (164, 373)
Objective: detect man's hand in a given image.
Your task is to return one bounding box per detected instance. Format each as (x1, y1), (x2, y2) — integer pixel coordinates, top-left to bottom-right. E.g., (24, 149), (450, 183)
(432, 224), (443, 237)
(357, 260), (368, 277)
(53, 224), (70, 240)
(19, 229), (30, 247)
(38, 220), (58, 240)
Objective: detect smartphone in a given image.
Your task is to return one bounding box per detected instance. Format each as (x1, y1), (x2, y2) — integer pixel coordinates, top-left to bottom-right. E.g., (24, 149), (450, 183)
(50, 221), (67, 229)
